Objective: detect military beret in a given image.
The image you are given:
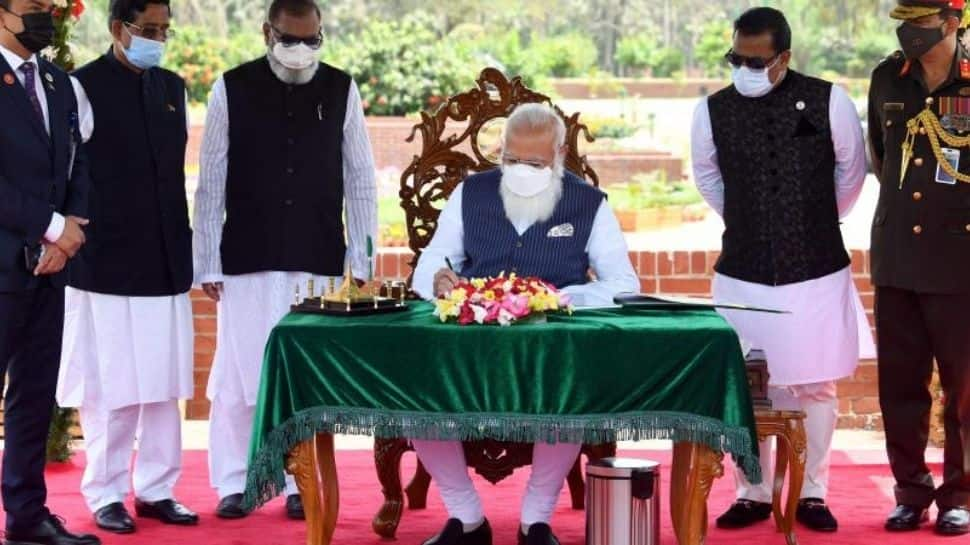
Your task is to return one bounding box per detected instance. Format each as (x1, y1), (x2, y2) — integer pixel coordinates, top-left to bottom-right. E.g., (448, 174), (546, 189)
(891, 0), (965, 20)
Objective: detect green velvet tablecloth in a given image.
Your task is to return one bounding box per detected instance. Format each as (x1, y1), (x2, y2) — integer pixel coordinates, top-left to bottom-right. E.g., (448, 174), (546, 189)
(244, 302), (759, 508)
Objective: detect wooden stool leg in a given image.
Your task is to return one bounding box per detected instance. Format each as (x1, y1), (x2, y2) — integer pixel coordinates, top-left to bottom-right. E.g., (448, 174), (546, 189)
(287, 433), (339, 545)
(780, 420), (807, 545)
(566, 456), (586, 509)
(772, 434), (792, 534)
(670, 442), (724, 545)
(372, 438), (410, 538)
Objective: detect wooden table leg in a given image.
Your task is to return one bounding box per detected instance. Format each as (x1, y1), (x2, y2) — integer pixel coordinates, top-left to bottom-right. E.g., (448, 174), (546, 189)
(372, 438), (410, 538)
(287, 433), (339, 545)
(670, 442), (725, 545)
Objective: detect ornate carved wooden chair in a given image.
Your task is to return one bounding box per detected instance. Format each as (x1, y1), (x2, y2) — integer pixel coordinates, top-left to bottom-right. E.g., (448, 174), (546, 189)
(371, 68), (615, 539)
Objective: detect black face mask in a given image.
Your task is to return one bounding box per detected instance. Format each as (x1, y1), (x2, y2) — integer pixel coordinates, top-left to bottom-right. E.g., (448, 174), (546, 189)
(1, 8), (55, 53)
(897, 22), (946, 60)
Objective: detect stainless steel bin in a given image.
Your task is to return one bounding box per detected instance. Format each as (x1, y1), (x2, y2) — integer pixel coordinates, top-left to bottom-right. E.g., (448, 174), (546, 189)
(586, 457), (660, 545)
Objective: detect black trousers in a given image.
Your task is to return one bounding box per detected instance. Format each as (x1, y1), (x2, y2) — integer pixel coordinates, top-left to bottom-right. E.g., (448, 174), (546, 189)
(876, 286), (970, 509)
(0, 282), (63, 531)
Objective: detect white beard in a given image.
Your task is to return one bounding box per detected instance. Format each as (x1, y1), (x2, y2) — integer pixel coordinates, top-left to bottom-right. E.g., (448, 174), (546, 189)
(267, 51), (319, 85)
(499, 160), (565, 228)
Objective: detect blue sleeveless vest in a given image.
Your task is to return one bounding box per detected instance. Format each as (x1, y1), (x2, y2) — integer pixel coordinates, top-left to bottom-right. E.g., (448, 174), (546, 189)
(460, 168), (603, 289)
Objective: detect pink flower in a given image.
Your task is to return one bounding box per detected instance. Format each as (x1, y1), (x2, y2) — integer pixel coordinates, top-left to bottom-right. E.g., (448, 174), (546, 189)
(500, 294), (530, 318)
(483, 300), (501, 322)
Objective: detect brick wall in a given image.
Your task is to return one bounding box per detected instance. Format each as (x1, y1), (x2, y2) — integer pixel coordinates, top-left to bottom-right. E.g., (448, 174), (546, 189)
(187, 248), (882, 429)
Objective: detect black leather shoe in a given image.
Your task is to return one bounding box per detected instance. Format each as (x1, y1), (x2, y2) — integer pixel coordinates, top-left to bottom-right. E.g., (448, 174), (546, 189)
(215, 493), (249, 520)
(285, 494), (305, 520)
(885, 504), (928, 531)
(93, 502), (134, 534)
(5, 514), (101, 545)
(134, 498), (198, 526)
(796, 498), (838, 532)
(715, 499), (772, 529)
(421, 518), (492, 545)
(517, 523), (560, 545)
(935, 507), (970, 536)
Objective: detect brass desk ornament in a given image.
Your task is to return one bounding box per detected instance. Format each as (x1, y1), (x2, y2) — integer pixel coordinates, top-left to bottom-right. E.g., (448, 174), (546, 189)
(290, 237), (409, 316)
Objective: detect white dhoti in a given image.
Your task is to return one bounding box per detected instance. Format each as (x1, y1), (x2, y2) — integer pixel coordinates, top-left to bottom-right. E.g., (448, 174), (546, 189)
(207, 271), (340, 499)
(713, 266), (875, 501)
(57, 287), (194, 512)
(411, 440), (581, 526)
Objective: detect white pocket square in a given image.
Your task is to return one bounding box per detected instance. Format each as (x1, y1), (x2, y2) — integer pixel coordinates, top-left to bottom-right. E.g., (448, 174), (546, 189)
(547, 223), (574, 237)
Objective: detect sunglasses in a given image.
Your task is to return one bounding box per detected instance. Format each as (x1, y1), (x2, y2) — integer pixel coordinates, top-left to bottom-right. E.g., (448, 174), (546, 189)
(124, 22), (176, 42)
(724, 49), (782, 70)
(270, 26), (324, 48)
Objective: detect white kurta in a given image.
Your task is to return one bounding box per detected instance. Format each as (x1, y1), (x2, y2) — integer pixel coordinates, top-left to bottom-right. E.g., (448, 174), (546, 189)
(691, 83), (876, 386)
(193, 68), (378, 407)
(57, 288), (195, 409)
(56, 78), (194, 410)
(207, 272), (342, 406)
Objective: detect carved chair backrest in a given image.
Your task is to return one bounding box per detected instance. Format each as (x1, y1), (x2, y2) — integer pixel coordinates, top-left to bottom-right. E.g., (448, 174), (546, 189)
(398, 68), (600, 279)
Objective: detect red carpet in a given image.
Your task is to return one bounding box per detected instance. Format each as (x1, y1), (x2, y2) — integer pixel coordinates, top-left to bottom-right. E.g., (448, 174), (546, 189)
(29, 449), (954, 544)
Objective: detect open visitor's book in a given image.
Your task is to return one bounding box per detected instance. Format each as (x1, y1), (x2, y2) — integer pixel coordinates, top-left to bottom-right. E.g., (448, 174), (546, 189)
(613, 293), (788, 314)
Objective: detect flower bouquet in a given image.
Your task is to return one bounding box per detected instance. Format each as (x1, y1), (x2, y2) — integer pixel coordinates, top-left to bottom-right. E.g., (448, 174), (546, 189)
(434, 274), (572, 326)
(50, 0), (85, 70)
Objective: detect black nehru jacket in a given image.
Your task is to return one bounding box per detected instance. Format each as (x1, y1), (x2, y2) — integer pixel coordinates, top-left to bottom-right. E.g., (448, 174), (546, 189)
(70, 50), (192, 296)
(707, 70), (850, 286)
(220, 58), (350, 276)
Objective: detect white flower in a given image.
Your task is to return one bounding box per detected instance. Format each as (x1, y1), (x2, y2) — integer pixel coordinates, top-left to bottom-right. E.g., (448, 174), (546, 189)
(471, 304), (488, 324)
(53, 0), (68, 7)
(497, 309), (516, 327)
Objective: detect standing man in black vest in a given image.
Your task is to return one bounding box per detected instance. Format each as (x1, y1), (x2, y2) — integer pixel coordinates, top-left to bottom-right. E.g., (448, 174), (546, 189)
(868, 0), (970, 535)
(57, 0), (198, 535)
(0, 0), (101, 544)
(193, 0), (377, 520)
(691, 6), (872, 534)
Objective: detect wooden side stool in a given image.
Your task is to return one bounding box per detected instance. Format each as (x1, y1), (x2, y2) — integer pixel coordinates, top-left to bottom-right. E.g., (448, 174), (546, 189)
(753, 409), (807, 545)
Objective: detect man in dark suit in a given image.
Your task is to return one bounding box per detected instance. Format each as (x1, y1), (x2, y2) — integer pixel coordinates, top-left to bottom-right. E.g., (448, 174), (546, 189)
(0, 0), (99, 543)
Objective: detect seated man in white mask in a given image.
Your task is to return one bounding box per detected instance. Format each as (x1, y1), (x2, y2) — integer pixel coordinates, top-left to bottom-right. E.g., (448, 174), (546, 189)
(411, 103), (639, 545)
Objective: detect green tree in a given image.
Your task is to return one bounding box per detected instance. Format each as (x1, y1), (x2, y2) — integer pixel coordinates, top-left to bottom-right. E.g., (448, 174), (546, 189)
(615, 33), (655, 77)
(650, 47), (684, 77)
(325, 12), (478, 116)
(528, 33), (598, 78)
(695, 19), (732, 78)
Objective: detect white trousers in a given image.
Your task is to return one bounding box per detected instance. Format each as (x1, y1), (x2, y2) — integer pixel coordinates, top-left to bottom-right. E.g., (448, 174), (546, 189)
(412, 440), (581, 525)
(80, 400), (183, 512)
(208, 393), (298, 499)
(735, 381), (838, 502)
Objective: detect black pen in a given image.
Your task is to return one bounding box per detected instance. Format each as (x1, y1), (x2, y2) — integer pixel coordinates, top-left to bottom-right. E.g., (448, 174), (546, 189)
(445, 257), (454, 271)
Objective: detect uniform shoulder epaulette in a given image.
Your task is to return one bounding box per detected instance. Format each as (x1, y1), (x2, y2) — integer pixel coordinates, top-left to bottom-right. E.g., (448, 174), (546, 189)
(873, 50), (907, 78)
(880, 50), (905, 65)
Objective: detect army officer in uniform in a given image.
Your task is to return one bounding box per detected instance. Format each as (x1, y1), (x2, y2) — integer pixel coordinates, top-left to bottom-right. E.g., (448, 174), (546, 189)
(868, 0), (970, 535)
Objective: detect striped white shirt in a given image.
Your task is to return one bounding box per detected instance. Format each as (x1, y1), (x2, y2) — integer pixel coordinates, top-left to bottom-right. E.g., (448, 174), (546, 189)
(192, 69), (378, 284)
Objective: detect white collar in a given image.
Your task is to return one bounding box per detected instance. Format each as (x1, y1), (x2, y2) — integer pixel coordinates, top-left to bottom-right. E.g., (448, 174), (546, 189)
(0, 42), (38, 73)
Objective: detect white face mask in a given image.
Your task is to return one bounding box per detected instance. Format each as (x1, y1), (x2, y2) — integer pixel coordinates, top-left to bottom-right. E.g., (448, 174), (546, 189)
(502, 163), (554, 197)
(731, 58), (782, 98)
(271, 42), (318, 70)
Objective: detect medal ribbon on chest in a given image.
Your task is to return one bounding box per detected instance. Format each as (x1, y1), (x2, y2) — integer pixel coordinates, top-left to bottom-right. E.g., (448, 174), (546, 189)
(902, 99), (970, 188)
